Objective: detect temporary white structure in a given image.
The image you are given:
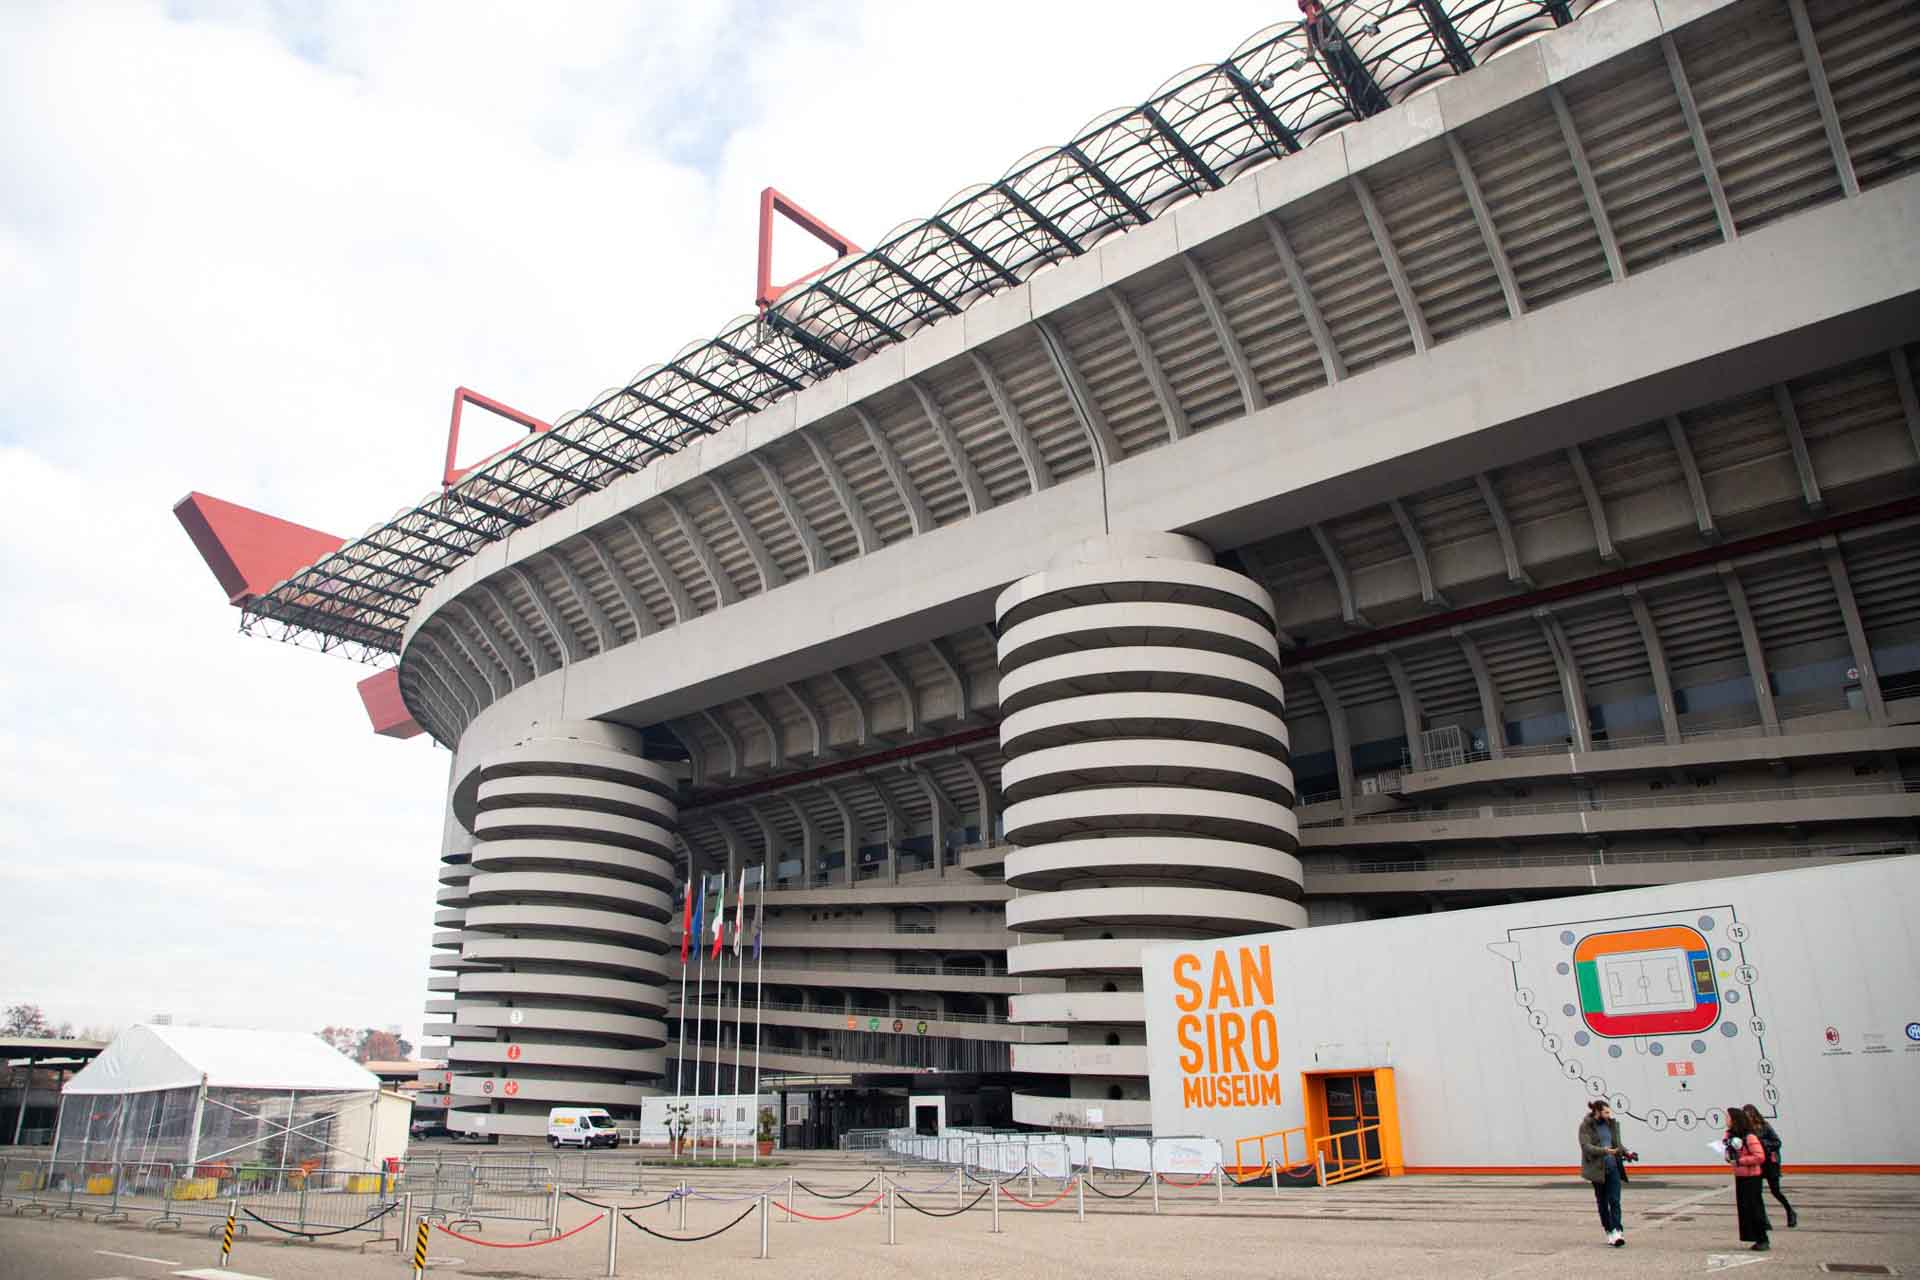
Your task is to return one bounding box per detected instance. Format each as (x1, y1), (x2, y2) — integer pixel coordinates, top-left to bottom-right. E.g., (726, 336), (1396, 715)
(55, 1025), (396, 1172)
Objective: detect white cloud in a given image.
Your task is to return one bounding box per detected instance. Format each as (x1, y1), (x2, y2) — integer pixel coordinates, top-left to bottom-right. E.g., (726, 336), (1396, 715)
(0, 0), (1276, 1044)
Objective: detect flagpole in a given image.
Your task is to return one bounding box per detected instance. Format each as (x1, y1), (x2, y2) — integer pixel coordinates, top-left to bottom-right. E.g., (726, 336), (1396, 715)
(750, 872), (766, 1164)
(710, 903), (726, 1162)
(732, 872), (746, 1165)
(676, 880), (690, 1159)
(693, 915), (706, 1159)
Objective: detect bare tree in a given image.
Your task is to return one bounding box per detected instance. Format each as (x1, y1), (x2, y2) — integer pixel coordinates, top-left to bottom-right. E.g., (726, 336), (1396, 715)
(4, 1004), (51, 1036)
(317, 1025), (359, 1056)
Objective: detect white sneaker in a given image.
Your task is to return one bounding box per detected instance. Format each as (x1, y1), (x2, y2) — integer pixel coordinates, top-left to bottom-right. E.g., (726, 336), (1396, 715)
(1606, 1229), (1621, 1246)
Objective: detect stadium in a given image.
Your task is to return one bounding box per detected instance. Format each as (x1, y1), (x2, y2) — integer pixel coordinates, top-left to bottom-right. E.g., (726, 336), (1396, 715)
(177, 0), (1920, 1148)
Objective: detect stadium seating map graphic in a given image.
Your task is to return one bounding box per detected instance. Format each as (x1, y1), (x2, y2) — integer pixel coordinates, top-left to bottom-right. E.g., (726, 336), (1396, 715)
(1488, 906), (1776, 1130)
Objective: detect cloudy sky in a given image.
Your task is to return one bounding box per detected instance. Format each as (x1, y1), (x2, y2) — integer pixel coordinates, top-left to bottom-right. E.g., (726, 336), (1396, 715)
(0, 0), (1278, 1048)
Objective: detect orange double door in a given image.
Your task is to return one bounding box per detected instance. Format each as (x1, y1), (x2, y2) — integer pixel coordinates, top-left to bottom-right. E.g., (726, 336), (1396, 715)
(1301, 1067), (1404, 1179)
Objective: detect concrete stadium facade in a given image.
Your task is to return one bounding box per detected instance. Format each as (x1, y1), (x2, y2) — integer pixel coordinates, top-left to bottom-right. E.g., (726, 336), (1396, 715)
(391, 0), (1920, 1137)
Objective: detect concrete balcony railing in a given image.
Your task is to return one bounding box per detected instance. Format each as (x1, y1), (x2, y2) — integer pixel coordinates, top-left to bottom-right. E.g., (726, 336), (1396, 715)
(1302, 781), (1920, 841)
(1305, 842), (1912, 893)
(670, 996), (1021, 1033)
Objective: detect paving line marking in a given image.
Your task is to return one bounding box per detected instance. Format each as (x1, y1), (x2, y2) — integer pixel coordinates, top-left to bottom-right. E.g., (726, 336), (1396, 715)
(1705, 1255), (1771, 1271)
(95, 1251), (183, 1267)
(1485, 1186), (1728, 1279)
(175, 1270), (273, 1280)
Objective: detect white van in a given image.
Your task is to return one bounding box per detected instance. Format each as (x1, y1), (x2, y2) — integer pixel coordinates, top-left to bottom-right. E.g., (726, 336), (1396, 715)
(547, 1107), (620, 1149)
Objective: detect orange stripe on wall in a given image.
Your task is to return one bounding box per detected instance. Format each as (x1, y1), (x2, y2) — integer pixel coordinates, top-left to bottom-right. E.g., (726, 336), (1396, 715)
(1402, 1164), (1920, 1176)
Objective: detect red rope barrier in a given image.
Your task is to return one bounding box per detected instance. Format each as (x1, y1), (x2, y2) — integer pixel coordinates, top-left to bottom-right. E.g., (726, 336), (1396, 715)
(769, 1191), (884, 1221)
(1002, 1179), (1077, 1209)
(434, 1213), (604, 1248)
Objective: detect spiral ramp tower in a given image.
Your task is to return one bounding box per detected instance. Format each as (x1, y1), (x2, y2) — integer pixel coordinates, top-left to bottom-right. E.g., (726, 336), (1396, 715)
(999, 534), (1305, 1126)
(438, 722), (679, 1138)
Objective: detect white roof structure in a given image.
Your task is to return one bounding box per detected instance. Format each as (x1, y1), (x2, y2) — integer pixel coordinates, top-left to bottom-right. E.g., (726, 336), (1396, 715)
(62, 1024), (380, 1096)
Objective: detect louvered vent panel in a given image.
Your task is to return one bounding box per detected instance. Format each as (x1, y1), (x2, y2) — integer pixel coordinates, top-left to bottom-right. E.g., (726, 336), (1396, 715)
(927, 362), (1030, 508)
(829, 417), (915, 549)
(1283, 674), (1325, 723)
(1559, 602), (1649, 691)
(1739, 556), (1845, 658)
(470, 583), (539, 672)
(1461, 101), (1610, 310)
(1790, 355), (1906, 446)
(1646, 581), (1744, 675)
(1327, 505), (1409, 574)
(1369, 153), (1506, 344)
(1564, 43), (1723, 273)
(1475, 623), (1563, 707)
(1843, 528), (1920, 643)
(1398, 640), (1481, 721)
(557, 544), (625, 648)
(1054, 295), (1166, 460)
(1280, 189), (1414, 376)
(1403, 479), (1498, 563)
(1492, 452), (1584, 529)
(997, 332), (1097, 481)
(1677, 387), (1795, 519)
(644, 508), (714, 616)
(1133, 263), (1246, 433)
(1808, 0), (1920, 191)
(731, 468), (809, 585)
(1214, 225), (1326, 403)
(1680, 0), (1844, 233)
(1325, 655), (1398, 714)
(688, 489), (758, 601)
(1582, 421), (1681, 506)
(878, 395), (968, 529)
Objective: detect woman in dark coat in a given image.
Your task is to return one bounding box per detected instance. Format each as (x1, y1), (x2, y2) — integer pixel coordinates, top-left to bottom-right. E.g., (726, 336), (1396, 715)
(1726, 1105), (1771, 1251)
(1743, 1104), (1797, 1229)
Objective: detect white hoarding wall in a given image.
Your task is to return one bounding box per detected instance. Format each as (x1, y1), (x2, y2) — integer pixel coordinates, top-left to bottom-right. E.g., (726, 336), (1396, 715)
(1142, 857), (1920, 1170)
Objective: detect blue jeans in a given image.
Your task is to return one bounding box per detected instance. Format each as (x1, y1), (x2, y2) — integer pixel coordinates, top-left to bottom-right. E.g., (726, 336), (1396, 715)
(1592, 1162), (1622, 1233)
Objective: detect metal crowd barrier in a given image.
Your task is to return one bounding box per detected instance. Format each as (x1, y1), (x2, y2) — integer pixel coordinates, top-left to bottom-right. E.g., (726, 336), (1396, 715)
(7, 1158), (403, 1242)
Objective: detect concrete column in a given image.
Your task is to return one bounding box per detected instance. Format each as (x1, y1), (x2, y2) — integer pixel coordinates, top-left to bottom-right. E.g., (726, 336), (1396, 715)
(442, 720), (676, 1140)
(1306, 668), (1356, 813)
(996, 532), (1304, 1114)
(1454, 629), (1506, 759)
(1718, 566), (1780, 733)
(1821, 538), (1888, 724)
(1623, 587), (1682, 745)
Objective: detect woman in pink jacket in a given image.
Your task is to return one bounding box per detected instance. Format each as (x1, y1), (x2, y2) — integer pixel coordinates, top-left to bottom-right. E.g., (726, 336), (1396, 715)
(1725, 1106), (1771, 1252)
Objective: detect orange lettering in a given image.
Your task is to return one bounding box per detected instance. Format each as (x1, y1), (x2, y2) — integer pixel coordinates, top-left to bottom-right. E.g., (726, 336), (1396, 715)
(1239, 946), (1274, 1007)
(1176, 1014), (1203, 1073)
(1182, 1076), (1205, 1108)
(1208, 951), (1240, 1007)
(1172, 953), (1203, 1012)
(1251, 1009), (1280, 1071)
(1218, 1012), (1249, 1073)
(1204, 1012), (1219, 1073)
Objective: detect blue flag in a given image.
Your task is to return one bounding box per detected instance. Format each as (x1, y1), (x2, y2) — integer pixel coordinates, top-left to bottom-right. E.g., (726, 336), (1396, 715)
(690, 884), (705, 954)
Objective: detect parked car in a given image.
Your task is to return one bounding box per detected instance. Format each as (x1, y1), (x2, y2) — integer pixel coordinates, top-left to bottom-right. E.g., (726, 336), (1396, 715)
(410, 1119), (449, 1139)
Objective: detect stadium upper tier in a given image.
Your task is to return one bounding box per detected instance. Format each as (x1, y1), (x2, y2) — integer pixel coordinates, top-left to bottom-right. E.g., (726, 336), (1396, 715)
(242, 0), (1698, 659)
(385, 0), (1920, 753)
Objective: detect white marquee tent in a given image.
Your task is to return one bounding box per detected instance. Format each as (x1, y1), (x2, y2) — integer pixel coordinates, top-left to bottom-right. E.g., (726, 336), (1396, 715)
(54, 1025), (400, 1172)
